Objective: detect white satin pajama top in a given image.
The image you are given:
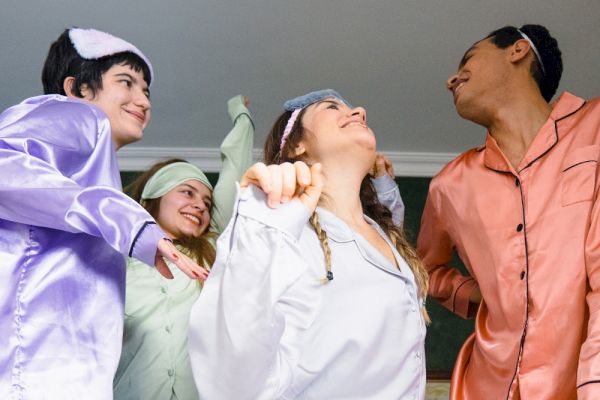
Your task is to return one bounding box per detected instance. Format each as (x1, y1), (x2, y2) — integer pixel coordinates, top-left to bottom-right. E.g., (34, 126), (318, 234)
(188, 184), (425, 400)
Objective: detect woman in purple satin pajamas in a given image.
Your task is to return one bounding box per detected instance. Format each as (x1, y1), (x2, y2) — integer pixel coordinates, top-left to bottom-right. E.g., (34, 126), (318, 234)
(0, 28), (206, 399)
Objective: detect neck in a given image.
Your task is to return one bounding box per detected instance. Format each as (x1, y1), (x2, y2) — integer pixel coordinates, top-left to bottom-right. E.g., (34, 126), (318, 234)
(486, 88), (552, 169)
(317, 160), (368, 228)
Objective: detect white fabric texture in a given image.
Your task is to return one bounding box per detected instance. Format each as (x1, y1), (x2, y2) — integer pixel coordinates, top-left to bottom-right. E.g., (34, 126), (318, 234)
(188, 184), (425, 399)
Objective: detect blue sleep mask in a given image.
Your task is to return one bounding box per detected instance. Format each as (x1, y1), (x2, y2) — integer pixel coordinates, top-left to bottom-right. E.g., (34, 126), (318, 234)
(283, 89), (353, 111)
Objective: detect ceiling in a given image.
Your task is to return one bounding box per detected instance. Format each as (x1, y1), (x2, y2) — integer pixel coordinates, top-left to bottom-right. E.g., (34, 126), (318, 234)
(1, 0), (598, 169)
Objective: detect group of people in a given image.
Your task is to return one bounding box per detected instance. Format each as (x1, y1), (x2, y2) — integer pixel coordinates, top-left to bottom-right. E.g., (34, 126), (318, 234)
(0, 22), (598, 400)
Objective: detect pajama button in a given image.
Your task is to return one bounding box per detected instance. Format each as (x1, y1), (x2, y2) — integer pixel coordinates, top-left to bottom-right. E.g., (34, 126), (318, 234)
(168, 369), (174, 377)
(165, 326), (171, 333)
(516, 224), (523, 232)
(161, 287), (167, 294)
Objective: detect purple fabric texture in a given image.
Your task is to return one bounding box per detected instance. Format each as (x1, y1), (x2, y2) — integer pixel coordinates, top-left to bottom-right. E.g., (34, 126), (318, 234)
(0, 95), (165, 399)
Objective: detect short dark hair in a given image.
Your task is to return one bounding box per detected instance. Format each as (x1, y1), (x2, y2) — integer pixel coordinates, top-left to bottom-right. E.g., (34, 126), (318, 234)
(41, 29), (151, 97)
(485, 24), (562, 102)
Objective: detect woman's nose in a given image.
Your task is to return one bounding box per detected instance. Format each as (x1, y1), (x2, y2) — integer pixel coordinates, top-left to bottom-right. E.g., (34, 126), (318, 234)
(351, 106), (366, 121)
(193, 200), (207, 212)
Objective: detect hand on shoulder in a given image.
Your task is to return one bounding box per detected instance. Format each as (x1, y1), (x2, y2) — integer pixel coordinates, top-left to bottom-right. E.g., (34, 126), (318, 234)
(370, 153), (394, 178)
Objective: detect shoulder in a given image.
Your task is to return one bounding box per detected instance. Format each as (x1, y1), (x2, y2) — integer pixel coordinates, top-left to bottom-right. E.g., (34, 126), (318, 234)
(430, 147), (482, 191)
(580, 96), (600, 118)
(5, 94), (107, 124)
(552, 92), (600, 125)
(0, 95), (110, 152)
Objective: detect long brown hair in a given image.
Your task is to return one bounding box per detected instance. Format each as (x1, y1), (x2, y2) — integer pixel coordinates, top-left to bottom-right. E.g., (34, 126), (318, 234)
(125, 158), (216, 269)
(264, 109), (430, 322)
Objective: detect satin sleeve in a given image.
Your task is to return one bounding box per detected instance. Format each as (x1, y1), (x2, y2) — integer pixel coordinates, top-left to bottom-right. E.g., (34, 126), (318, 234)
(417, 181), (478, 319)
(189, 185), (320, 399)
(372, 174), (405, 226)
(209, 95), (255, 234)
(578, 168), (600, 398)
(0, 97), (165, 266)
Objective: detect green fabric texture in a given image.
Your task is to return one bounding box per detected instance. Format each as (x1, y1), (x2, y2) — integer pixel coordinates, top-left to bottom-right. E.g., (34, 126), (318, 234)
(141, 162), (213, 200)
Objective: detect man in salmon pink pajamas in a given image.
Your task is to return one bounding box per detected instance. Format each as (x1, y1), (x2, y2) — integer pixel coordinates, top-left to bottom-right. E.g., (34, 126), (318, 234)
(417, 24), (600, 399)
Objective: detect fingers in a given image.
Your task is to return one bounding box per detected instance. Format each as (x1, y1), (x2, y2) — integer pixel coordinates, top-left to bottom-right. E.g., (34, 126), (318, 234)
(371, 154), (386, 177)
(299, 163), (323, 211)
(371, 154), (395, 178)
(279, 162), (297, 204)
(241, 162), (271, 192)
(241, 161), (316, 209)
(174, 251), (209, 280)
(266, 164), (283, 207)
(155, 238), (209, 280)
(243, 96), (250, 107)
(155, 254), (174, 279)
(384, 157), (394, 177)
(294, 161), (311, 188)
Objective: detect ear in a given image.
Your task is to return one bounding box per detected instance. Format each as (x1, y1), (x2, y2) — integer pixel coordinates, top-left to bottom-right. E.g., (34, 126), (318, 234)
(62, 77), (77, 98)
(509, 39), (532, 64)
(294, 142), (307, 157)
(63, 77), (91, 99)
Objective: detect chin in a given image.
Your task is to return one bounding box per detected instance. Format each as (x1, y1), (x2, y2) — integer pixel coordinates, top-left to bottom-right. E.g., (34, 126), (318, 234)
(190, 227), (208, 238)
(128, 130), (144, 143)
(456, 104), (485, 126)
(114, 131), (144, 148)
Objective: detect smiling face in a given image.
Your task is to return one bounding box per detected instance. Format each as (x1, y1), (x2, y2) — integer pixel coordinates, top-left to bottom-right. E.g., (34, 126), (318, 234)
(296, 97), (376, 165)
(445, 38), (511, 122)
(156, 180), (212, 240)
(80, 63), (151, 149)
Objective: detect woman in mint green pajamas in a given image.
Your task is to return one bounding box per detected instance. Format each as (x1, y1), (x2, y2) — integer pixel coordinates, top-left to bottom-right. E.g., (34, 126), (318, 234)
(113, 95), (254, 400)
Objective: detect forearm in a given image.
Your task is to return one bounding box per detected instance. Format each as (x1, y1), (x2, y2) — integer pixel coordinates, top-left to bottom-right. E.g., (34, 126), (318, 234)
(210, 95), (255, 233)
(372, 174), (405, 226)
(189, 186), (317, 399)
(0, 148), (164, 265)
(418, 188), (478, 318)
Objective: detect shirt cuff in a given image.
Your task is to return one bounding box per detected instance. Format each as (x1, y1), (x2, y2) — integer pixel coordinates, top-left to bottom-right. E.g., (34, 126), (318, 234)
(129, 221), (169, 266)
(227, 95), (252, 122)
(371, 174), (396, 194)
(237, 184), (311, 240)
(453, 278), (479, 319)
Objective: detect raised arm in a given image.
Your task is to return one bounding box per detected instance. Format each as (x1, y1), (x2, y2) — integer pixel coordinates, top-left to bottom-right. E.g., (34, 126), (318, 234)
(370, 154), (405, 226)
(210, 95), (255, 233)
(189, 163), (323, 398)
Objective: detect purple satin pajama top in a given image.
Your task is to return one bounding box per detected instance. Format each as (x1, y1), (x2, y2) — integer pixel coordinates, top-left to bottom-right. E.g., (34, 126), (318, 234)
(0, 95), (165, 399)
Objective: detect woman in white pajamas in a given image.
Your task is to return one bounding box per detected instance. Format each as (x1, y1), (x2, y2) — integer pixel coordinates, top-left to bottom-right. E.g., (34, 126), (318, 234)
(188, 89), (429, 400)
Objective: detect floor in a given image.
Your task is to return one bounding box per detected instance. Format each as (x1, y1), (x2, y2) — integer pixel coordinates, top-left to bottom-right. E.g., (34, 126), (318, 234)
(425, 380), (450, 399)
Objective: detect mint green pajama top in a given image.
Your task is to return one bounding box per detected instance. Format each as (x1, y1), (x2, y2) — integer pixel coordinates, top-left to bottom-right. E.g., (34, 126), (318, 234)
(113, 96), (254, 400)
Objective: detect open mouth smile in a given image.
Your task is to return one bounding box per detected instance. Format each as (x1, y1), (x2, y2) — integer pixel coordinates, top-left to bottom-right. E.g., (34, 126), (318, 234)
(181, 213), (201, 225)
(452, 79), (467, 102)
(342, 120), (367, 129)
